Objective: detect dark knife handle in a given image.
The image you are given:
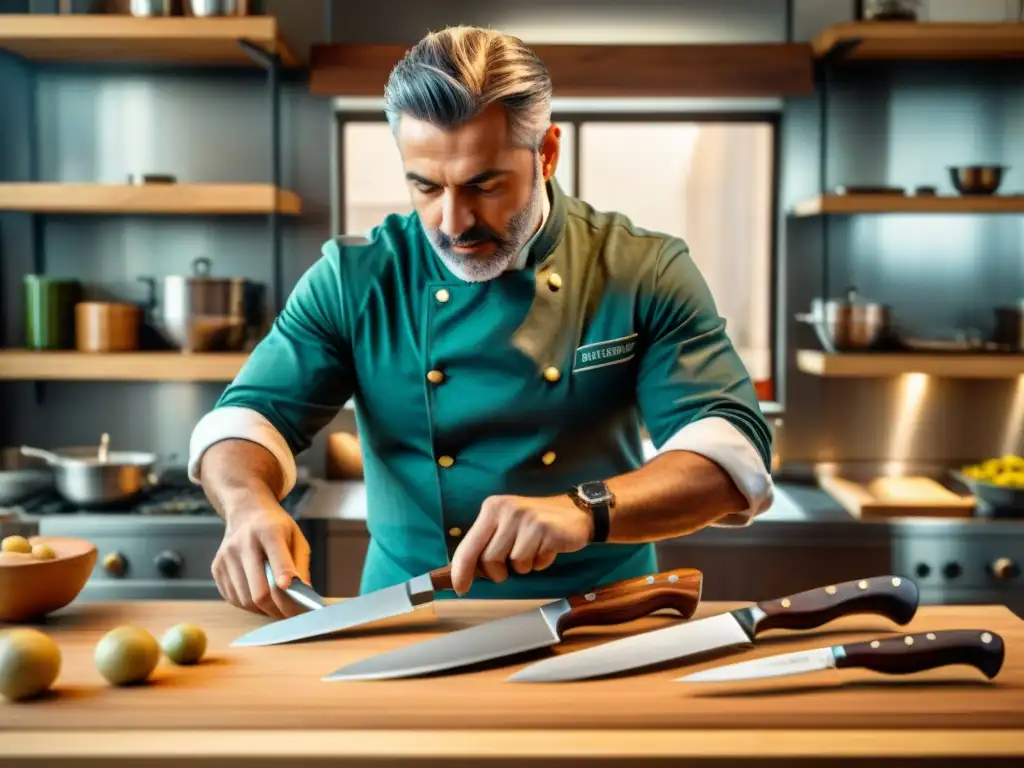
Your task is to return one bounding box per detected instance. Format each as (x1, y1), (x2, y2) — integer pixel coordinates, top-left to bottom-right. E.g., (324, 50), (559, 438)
(750, 575), (919, 635)
(554, 568), (703, 635)
(835, 629), (1005, 679)
(427, 563), (494, 592)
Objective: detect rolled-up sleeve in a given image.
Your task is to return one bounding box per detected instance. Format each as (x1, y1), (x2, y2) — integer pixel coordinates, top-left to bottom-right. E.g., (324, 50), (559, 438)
(188, 240), (356, 497)
(635, 238), (774, 526)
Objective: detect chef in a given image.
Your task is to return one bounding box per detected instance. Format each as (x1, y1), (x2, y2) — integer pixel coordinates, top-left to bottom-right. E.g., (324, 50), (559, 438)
(188, 25), (775, 619)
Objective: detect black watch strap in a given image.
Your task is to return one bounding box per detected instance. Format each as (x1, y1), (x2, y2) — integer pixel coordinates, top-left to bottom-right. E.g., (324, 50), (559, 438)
(589, 500), (611, 543)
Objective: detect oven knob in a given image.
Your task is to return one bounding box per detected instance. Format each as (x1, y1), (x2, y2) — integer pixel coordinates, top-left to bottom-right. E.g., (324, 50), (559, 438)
(155, 550), (184, 579)
(990, 558), (1020, 580)
(942, 561), (962, 580)
(914, 563), (931, 578)
(102, 552), (127, 578)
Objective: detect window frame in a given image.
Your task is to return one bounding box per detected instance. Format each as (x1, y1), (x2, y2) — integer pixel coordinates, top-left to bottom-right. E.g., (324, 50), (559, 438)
(330, 104), (782, 413)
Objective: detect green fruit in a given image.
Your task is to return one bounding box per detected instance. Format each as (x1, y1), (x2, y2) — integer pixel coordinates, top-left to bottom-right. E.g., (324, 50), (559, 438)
(1, 535), (31, 554)
(0, 628), (61, 702)
(94, 626), (160, 686)
(160, 623), (207, 665)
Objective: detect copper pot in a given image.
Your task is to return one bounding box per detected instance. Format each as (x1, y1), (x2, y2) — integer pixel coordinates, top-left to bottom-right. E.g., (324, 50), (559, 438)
(75, 302), (140, 352)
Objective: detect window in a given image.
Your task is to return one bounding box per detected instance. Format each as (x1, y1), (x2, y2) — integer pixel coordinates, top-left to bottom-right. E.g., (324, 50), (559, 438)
(335, 110), (776, 403)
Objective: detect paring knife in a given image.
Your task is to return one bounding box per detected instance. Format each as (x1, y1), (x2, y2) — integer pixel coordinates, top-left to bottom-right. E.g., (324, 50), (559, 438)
(322, 568), (704, 681)
(232, 562), (468, 647)
(675, 629), (1005, 683)
(507, 574), (919, 682)
(264, 561), (327, 612)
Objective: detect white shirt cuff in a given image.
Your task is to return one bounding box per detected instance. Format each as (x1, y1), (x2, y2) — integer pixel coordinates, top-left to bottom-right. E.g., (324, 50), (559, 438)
(656, 416), (774, 527)
(188, 406), (298, 500)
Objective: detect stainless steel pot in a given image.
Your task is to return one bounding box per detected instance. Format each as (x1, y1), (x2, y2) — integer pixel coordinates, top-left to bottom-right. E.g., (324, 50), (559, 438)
(190, 0), (239, 15)
(0, 447), (53, 506)
(139, 257), (249, 353)
(20, 441), (158, 506)
(796, 287), (891, 353)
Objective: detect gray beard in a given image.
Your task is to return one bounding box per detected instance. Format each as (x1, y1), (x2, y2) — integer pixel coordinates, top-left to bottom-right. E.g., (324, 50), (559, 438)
(423, 163), (544, 283)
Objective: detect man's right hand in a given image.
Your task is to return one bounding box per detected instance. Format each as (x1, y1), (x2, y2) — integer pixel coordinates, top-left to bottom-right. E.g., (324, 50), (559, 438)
(211, 501), (311, 619)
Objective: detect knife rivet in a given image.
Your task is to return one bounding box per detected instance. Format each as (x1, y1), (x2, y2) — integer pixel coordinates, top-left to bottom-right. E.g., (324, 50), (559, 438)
(584, 592), (596, 602)
(904, 636), (914, 646)
(668, 574), (679, 583)
(892, 577), (902, 587)
(858, 580), (868, 590)
(825, 585), (836, 595)
(870, 640), (880, 649)
(926, 633), (936, 640)
(780, 598), (791, 608)
(982, 632), (992, 644)
(646, 576), (655, 585)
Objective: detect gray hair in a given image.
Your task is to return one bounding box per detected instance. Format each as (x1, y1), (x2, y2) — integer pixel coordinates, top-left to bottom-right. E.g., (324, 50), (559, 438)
(383, 26), (553, 149)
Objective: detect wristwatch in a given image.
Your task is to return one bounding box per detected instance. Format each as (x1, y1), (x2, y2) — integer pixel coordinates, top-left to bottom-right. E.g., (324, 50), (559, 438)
(568, 480), (615, 543)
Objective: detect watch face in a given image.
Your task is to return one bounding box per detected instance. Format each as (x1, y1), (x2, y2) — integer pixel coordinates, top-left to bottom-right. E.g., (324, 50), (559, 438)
(580, 482), (610, 503)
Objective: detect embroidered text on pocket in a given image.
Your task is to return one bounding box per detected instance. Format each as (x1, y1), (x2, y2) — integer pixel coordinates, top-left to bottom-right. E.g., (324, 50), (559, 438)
(573, 333), (638, 373)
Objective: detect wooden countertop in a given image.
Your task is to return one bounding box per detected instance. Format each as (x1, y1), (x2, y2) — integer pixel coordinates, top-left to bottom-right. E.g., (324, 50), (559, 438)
(1, 599), (1022, 765)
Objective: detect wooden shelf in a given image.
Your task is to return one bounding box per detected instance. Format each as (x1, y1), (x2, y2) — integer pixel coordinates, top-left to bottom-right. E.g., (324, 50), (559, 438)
(0, 350), (247, 382)
(792, 193), (1024, 216)
(813, 21), (1024, 62)
(797, 349), (1024, 379)
(0, 183), (302, 215)
(310, 42), (814, 98)
(0, 350), (358, 408)
(0, 15), (296, 66)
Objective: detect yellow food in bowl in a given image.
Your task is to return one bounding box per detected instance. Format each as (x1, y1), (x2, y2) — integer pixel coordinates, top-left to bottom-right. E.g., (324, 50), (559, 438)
(960, 455), (1024, 487)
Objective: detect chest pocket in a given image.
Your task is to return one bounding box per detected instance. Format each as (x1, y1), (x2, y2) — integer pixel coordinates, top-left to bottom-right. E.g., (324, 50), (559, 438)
(568, 331), (639, 417)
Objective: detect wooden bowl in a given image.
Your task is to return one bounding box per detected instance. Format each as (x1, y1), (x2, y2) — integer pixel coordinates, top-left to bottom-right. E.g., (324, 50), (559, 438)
(0, 537), (97, 622)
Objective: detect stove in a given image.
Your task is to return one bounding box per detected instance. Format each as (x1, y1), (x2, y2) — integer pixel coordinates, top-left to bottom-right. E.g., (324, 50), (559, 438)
(5, 469), (313, 601)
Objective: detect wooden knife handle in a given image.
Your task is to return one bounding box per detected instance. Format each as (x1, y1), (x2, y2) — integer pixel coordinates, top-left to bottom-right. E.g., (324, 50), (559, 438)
(835, 629), (1005, 679)
(428, 563), (491, 592)
(554, 568), (703, 635)
(751, 575), (919, 635)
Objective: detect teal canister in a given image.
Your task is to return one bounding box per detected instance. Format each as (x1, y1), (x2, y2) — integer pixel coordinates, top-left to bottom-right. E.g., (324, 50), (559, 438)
(24, 275), (80, 350)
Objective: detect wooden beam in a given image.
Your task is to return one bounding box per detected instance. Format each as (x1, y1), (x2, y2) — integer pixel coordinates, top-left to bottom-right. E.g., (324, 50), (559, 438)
(310, 43), (814, 98)
(814, 22), (1024, 62)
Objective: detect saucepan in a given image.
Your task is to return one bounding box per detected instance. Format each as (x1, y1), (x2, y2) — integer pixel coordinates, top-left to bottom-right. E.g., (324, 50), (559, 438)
(20, 433), (158, 506)
(795, 287), (892, 353)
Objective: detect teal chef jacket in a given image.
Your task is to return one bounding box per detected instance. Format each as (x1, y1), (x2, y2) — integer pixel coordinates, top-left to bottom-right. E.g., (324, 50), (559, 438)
(212, 178), (773, 599)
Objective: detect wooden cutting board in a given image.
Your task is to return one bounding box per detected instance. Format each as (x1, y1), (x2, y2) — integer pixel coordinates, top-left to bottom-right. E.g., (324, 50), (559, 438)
(0, 599), (1021, 734)
(820, 475), (976, 519)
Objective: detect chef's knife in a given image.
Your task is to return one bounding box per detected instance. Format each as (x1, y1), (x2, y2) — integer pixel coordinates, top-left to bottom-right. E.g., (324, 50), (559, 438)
(232, 562), (468, 647)
(322, 567), (704, 681)
(507, 574), (919, 682)
(675, 629), (1005, 683)
(264, 561), (327, 612)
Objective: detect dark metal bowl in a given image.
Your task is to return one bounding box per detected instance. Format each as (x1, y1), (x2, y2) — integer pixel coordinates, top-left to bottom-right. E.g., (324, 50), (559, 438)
(949, 165), (1007, 195)
(951, 470), (1024, 512)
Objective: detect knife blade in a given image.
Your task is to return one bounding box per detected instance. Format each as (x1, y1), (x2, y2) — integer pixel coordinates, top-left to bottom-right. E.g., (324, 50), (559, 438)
(506, 574), (920, 682)
(231, 563), (463, 647)
(322, 567), (703, 681)
(265, 562), (328, 612)
(675, 628), (1005, 683)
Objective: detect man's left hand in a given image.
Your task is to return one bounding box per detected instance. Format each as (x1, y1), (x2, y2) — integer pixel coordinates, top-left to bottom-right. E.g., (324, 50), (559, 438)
(449, 494), (594, 595)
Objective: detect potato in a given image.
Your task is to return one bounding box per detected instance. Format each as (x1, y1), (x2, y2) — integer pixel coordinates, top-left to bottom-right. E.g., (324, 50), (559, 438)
(160, 623), (207, 666)
(1, 535), (32, 554)
(0, 628), (61, 702)
(94, 626), (160, 686)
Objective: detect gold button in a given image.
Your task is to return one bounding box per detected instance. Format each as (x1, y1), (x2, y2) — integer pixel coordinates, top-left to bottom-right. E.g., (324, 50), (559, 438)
(426, 369), (445, 384)
(448, 527), (462, 537)
(543, 366), (561, 382)
(542, 451), (556, 465)
(435, 288), (450, 303)
(547, 273), (562, 291)
(437, 455), (454, 468)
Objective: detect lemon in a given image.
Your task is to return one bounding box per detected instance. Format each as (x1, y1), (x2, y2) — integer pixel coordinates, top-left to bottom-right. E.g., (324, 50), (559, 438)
(1, 535), (32, 554)
(0, 628), (61, 702)
(94, 626), (160, 686)
(31, 543), (56, 561)
(160, 623), (207, 666)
